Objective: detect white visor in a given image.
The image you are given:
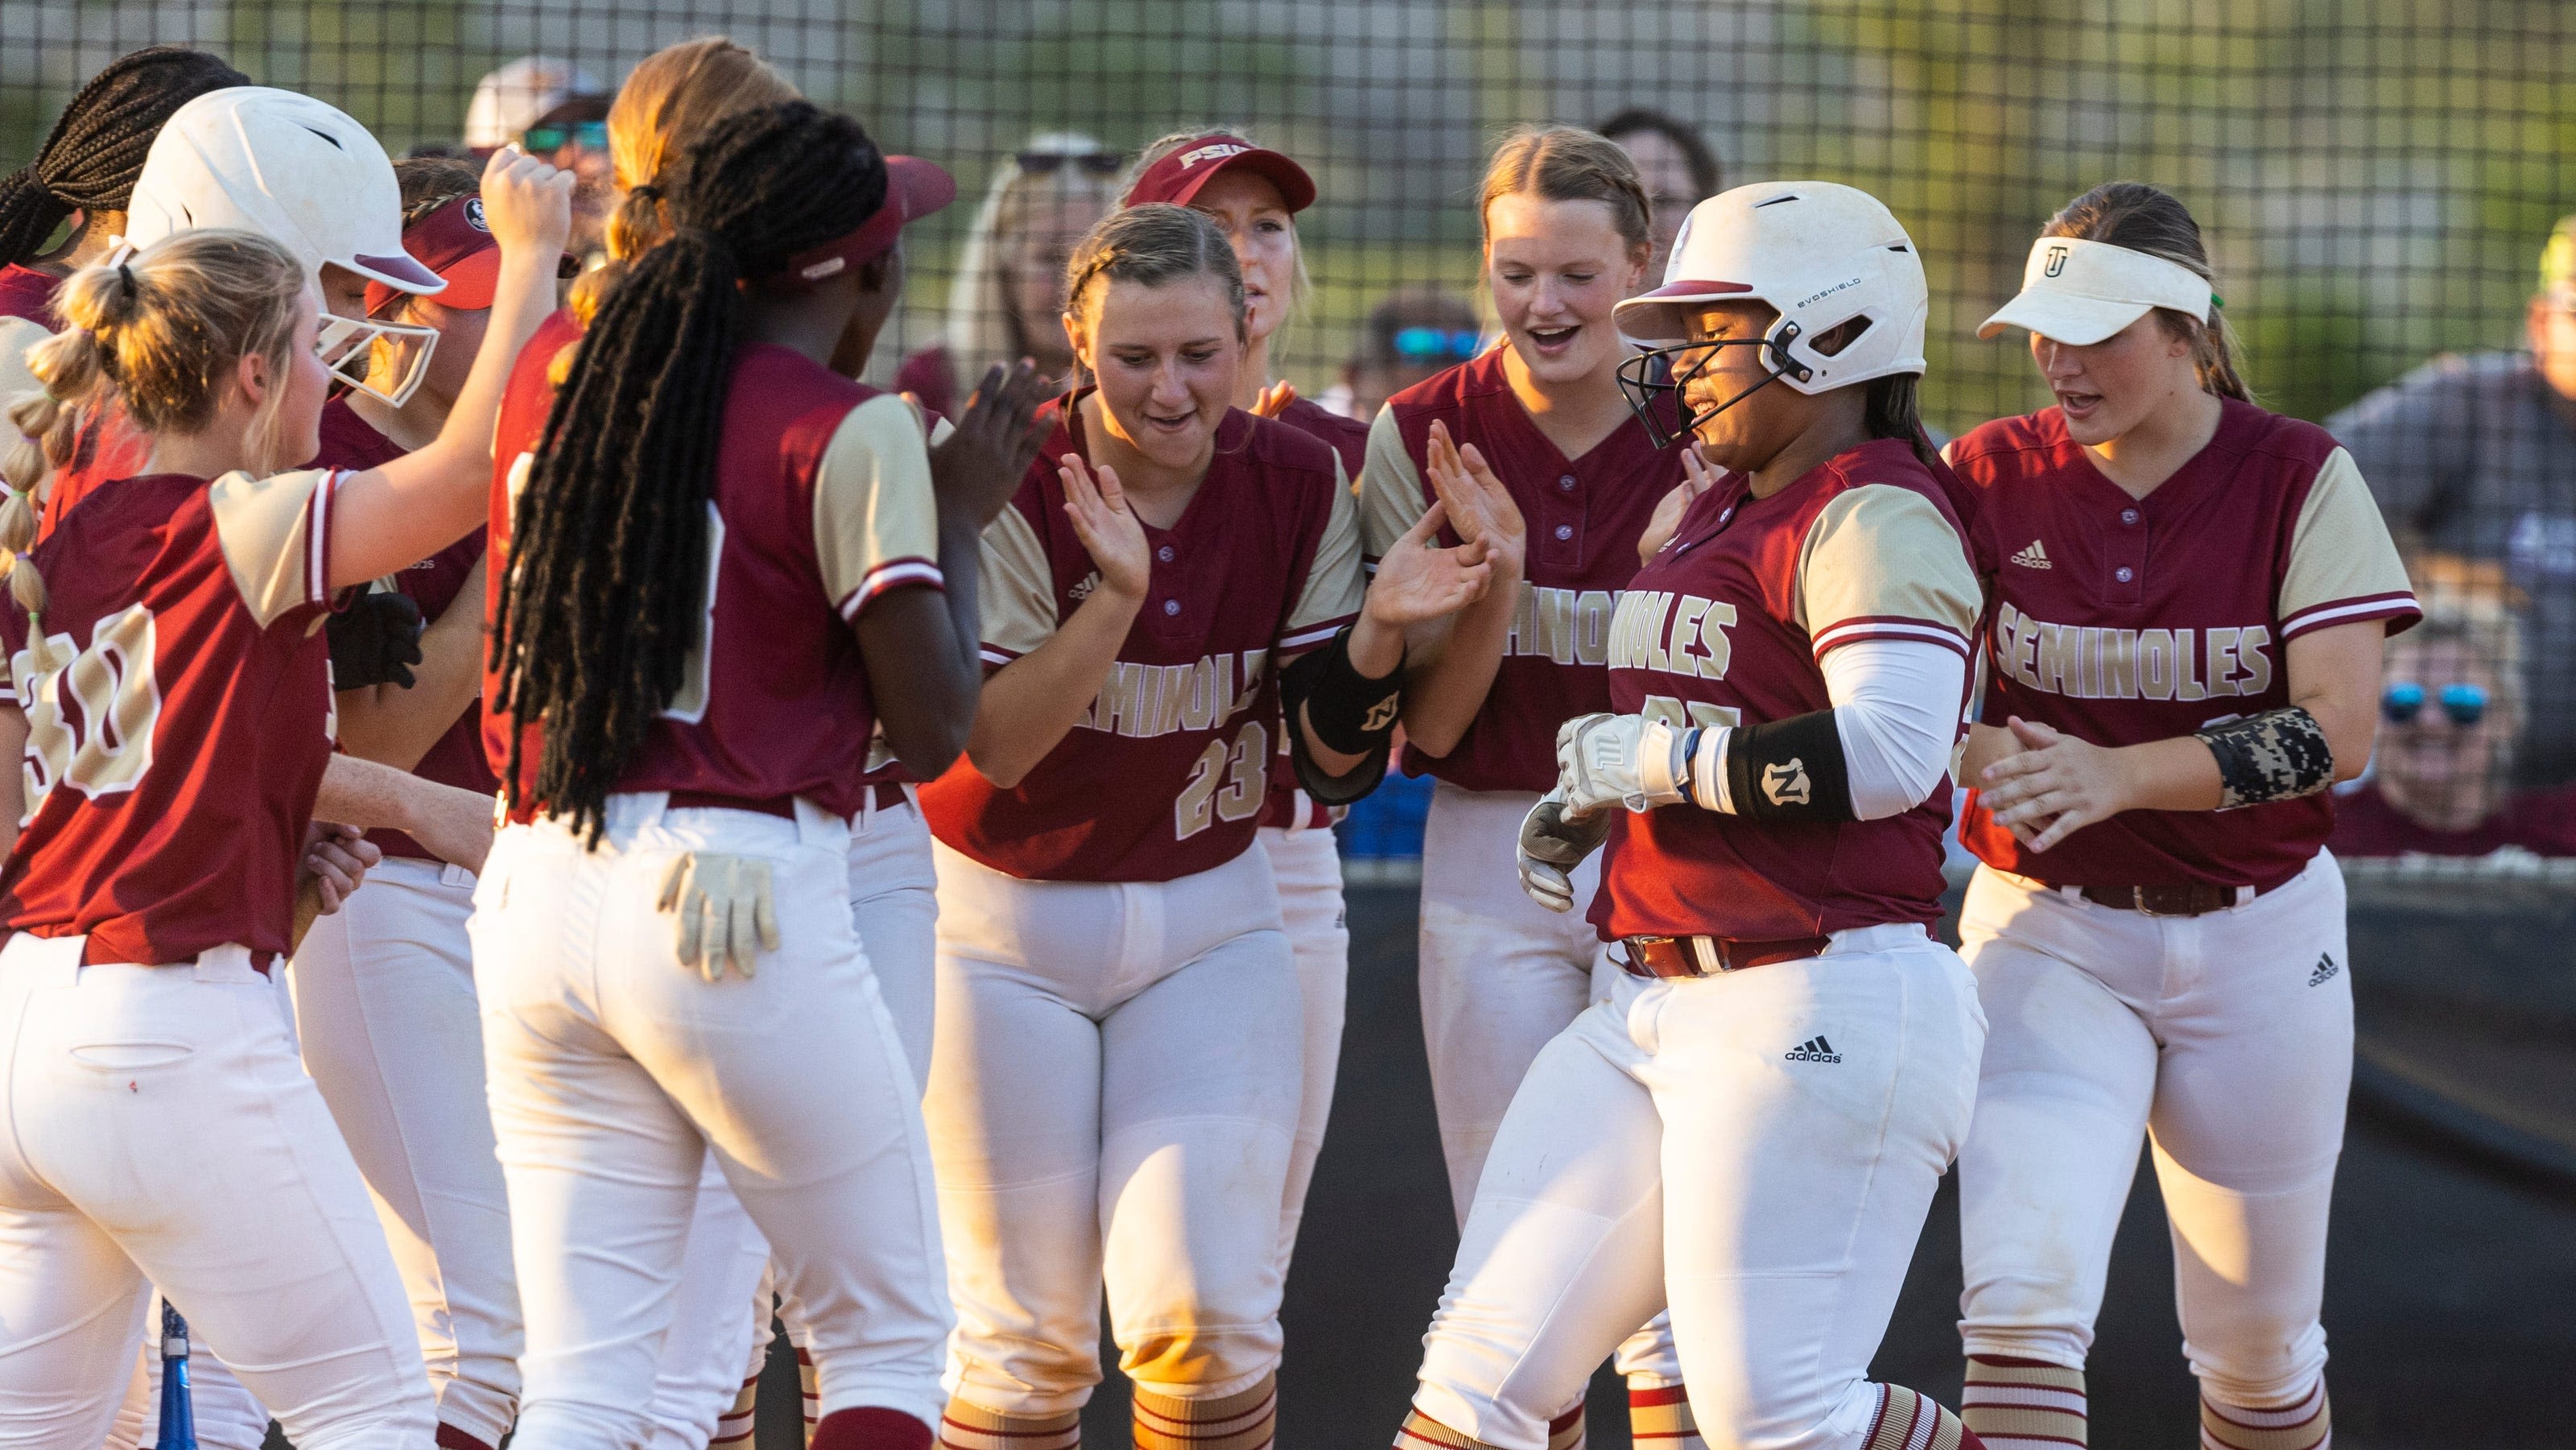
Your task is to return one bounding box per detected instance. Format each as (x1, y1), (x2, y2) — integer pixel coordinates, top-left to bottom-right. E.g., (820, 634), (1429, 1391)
(1978, 236), (2216, 345)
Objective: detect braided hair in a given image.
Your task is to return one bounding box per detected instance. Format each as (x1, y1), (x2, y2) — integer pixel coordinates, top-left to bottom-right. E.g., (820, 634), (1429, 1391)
(0, 47), (251, 270)
(492, 100), (890, 841)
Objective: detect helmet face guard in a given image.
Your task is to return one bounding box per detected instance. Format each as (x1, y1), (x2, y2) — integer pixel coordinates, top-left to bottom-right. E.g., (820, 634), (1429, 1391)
(316, 312), (440, 407)
(1615, 320), (1806, 451)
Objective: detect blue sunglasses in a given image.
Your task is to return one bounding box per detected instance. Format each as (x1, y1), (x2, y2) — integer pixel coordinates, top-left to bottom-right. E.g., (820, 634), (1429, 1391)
(2382, 680), (2488, 727)
(1392, 326), (1482, 362)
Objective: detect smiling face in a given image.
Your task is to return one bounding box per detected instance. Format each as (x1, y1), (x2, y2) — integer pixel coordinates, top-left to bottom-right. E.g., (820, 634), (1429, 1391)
(1069, 273), (1242, 472)
(1675, 300), (1815, 471)
(1484, 192), (1647, 389)
(2029, 312), (2202, 448)
(1186, 168), (1298, 347)
(2375, 632), (2512, 832)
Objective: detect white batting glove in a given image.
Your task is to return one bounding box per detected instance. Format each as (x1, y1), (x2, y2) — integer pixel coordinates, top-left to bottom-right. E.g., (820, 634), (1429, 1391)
(1517, 789), (1612, 913)
(1554, 712), (1695, 816)
(656, 852), (782, 983)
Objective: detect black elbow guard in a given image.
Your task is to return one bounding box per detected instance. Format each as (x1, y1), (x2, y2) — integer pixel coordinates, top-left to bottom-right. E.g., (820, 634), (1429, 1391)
(1281, 626), (1401, 806)
(2197, 705), (2334, 809)
(1724, 708), (1856, 823)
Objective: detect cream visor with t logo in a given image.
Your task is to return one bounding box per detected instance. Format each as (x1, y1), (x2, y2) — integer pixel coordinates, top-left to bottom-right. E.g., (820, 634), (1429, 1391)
(1978, 236), (2218, 346)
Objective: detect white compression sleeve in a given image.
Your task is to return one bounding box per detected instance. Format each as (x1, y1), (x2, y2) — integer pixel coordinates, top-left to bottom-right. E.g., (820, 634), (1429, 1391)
(1818, 635), (1969, 820)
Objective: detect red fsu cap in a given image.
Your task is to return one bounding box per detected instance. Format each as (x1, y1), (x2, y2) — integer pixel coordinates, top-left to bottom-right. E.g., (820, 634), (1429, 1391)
(365, 194), (506, 316)
(1121, 135), (1315, 213)
(766, 155), (957, 290)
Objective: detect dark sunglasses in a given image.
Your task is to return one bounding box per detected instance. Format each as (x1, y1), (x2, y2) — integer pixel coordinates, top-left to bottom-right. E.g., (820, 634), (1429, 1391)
(2382, 680), (2489, 727)
(1393, 327), (1483, 362)
(522, 119), (609, 153)
(1017, 150), (1123, 176)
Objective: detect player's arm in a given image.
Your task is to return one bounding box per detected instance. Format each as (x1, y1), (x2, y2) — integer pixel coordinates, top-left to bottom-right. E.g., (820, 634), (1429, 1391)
(327, 149), (572, 590)
(336, 558), (488, 772)
(311, 754), (496, 875)
(1364, 415), (1523, 758)
(1979, 621), (2384, 849)
(963, 453), (1147, 790)
(1286, 463), (1489, 795)
(852, 366), (1048, 779)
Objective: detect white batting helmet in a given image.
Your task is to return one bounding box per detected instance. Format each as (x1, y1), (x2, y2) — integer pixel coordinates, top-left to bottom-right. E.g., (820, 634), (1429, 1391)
(123, 87), (444, 407)
(1613, 181), (1926, 445)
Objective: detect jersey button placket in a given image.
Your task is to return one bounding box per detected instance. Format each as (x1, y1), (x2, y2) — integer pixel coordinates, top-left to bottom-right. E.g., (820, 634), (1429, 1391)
(2108, 501), (2147, 605)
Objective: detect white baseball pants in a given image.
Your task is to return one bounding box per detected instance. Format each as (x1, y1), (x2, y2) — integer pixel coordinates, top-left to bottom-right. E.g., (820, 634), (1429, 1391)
(1415, 926), (1986, 1450)
(292, 855), (521, 1448)
(1955, 853), (2351, 1405)
(1255, 817), (1349, 1274)
(0, 937), (435, 1450)
(637, 788), (944, 1450)
(470, 795), (950, 1450)
(926, 842), (1302, 1416)
(1415, 782), (1681, 1387)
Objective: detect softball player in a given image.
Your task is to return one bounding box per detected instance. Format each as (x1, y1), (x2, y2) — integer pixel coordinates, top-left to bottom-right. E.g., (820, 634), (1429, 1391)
(1404, 180), (1988, 1450)
(1356, 125), (1689, 1447)
(914, 201), (1484, 1450)
(1121, 127), (1365, 1273)
(475, 101), (1026, 1450)
(0, 145), (568, 1448)
(1948, 183), (2417, 1450)
(292, 174), (529, 1450)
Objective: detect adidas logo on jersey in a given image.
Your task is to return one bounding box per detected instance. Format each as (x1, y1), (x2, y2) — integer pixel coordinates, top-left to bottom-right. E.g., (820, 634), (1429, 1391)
(1068, 571), (1100, 601)
(2011, 539), (2052, 569)
(2308, 952), (2339, 986)
(1784, 1035), (1842, 1064)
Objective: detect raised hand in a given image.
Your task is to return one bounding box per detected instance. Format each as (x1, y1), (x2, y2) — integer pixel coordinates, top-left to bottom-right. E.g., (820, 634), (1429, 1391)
(933, 360), (1051, 527)
(477, 144), (575, 262)
(1252, 379), (1298, 419)
(1423, 419), (1525, 577)
(1059, 452), (1152, 603)
(1637, 442), (1718, 565)
(1363, 498), (1492, 629)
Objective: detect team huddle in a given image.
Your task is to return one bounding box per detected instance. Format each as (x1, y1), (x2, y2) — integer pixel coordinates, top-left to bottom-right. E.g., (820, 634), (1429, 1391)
(0, 36), (2417, 1450)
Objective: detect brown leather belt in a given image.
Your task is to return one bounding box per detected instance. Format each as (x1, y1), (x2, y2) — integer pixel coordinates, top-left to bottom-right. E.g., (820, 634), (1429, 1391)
(667, 791), (799, 820)
(1620, 933), (1831, 978)
(2075, 879), (2280, 917)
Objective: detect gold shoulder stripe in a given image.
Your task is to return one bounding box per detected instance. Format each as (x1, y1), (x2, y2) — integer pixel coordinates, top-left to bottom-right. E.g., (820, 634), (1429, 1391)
(977, 501), (1057, 665)
(814, 392), (941, 620)
(1795, 482), (1981, 647)
(2277, 447), (2413, 638)
(1357, 403), (1428, 563)
(208, 468), (336, 628)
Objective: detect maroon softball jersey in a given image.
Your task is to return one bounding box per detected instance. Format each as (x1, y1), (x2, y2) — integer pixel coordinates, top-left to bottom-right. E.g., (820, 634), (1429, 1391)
(1359, 349), (1681, 794)
(484, 320), (943, 821)
(1589, 438), (1983, 942)
(1951, 400), (2419, 888)
(921, 393), (1364, 882)
(0, 468), (343, 963)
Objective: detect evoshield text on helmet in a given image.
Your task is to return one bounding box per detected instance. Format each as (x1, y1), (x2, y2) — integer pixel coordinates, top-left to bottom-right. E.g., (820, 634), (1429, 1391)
(1612, 181), (1929, 448)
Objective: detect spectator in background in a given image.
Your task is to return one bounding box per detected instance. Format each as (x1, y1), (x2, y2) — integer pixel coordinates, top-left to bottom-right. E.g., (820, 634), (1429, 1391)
(894, 132), (1118, 419)
(1596, 106), (1721, 283)
(2329, 214), (2576, 787)
(464, 56), (613, 254)
(2331, 603), (2576, 857)
(1326, 286), (1482, 422)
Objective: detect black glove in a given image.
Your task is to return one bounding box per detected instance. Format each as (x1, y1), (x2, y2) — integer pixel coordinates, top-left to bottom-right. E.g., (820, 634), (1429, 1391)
(327, 589), (425, 689)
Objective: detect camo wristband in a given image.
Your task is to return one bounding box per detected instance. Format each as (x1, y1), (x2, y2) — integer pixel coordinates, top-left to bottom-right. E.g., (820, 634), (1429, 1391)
(2196, 705), (2334, 810)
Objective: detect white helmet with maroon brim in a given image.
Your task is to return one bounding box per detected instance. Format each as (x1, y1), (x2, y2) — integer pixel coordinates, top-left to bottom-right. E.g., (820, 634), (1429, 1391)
(124, 87), (448, 407)
(1612, 181), (1926, 448)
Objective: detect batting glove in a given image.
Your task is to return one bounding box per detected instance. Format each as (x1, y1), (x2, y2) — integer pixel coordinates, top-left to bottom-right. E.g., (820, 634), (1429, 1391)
(326, 588), (425, 689)
(656, 852), (782, 983)
(1517, 788), (1612, 913)
(1555, 712), (1696, 816)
